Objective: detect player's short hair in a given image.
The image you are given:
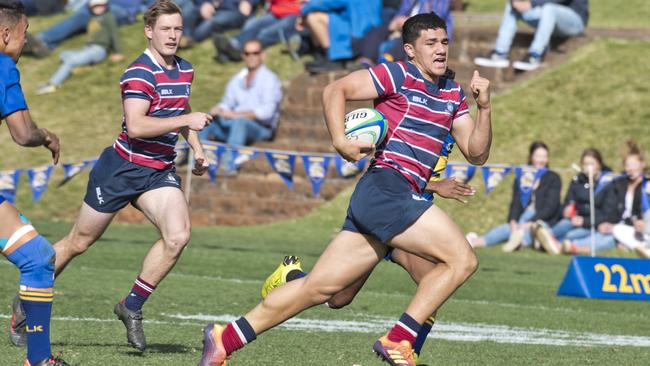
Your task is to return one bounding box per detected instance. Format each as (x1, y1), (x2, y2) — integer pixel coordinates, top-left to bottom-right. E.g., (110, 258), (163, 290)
(143, 0), (182, 28)
(242, 39), (264, 51)
(0, 0), (26, 28)
(402, 12), (447, 46)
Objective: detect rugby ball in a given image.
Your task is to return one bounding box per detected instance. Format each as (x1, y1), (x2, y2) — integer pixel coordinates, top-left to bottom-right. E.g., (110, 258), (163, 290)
(344, 108), (388, 146)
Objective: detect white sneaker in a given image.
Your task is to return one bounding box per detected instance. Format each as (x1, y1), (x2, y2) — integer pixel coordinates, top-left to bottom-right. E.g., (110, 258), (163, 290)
(513, 54), (542, 71)
(466, 232), (480, 247)
(474, 50), (510, 68)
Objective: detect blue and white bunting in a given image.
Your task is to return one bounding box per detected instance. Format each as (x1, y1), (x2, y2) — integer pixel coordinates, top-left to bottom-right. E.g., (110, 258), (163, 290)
(27, 165), (54, 203)
(514, 166), (548, 208)
(302, 155), (332, 197)
(265, 152), (296, 188)
(204, 144), (226, 184)
(334, 156), (368, 178)
(59, 160), (92, 187)
(0, 169), (21, 203)
(230, 147), (259, 171)
(444, 163), (476, 183)
(481, 165), (512, 194)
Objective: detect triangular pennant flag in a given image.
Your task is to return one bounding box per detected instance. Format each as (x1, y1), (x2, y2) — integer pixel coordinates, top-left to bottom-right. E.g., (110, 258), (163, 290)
(302, 155), (332, 197)
(642, 179), (650, 214)
(265, 152), (296, 188)
(27, 165), (54, 203)
(444, 163), (476, 183)
(334, 155), (368, 178)
(0, 169), (21, 203)
(204, 144), (225, 184)
(514, 166), (547, 208)
(480, 165), (512, 194)
(58, 160), (91, 187)
(230, 147), (259, 172)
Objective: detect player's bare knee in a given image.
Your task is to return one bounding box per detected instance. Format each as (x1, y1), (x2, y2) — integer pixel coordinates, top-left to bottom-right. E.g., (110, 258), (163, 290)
(459, 250), (479, 279)
(163, 229), (190, 254)
(66, 230), (96, 255)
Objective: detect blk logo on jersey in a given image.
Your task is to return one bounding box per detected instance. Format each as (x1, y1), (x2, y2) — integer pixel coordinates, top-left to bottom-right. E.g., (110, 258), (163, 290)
(412, 95), (428, 105)
(160, 89), (173, 96)
(95, 187), (104, 205)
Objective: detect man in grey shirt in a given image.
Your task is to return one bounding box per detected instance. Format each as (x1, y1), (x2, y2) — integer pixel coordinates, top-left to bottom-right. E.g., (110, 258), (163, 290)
(201, 39), (282, 170)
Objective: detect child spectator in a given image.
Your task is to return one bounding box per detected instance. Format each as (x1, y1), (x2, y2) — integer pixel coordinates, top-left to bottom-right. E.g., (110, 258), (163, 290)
(37, 0), (123, 94)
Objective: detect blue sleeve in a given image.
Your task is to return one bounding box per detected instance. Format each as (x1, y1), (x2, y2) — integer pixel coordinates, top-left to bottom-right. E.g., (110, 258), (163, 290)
(0, 63), (28, 119)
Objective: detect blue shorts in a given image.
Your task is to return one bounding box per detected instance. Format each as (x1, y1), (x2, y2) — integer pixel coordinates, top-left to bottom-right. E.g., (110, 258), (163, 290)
(342, 167), (432, 244)
(84, 147), (182, 213)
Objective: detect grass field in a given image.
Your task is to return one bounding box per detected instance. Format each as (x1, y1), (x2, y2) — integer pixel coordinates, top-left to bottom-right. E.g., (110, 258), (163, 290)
(1, 194), (650, 365)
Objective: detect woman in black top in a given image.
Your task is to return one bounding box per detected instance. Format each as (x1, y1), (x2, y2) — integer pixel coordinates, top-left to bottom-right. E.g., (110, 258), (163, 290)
(534, 148), (618, 254)
(467, 141), (562, 251)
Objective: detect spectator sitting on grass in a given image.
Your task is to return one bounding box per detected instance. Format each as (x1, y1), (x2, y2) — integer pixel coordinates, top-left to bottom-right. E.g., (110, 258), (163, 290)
(466, 141), (562, 252)
(37, 0), (123, 95)
(474, 0), (588, 71)
(533, 148), (618, 255)
(610, 140), (650, 258)
(200, 39), (282, 171)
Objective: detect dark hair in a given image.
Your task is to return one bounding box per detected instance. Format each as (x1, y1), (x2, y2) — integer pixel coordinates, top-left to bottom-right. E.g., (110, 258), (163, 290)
(402, 12), (447, 46)
(580, 148), (606, 168)
(0, 0), (26, 27)
(242, 39), (264, 51)
(143, 0), (182, 28)
(527, 140), (549, 166)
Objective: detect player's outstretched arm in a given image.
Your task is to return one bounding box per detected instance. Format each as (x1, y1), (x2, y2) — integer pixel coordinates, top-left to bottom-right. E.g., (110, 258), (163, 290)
(322, 70), (379, 162)
(452, 71), (492, 166)
(5, 109), (60, 164)
(124, 98), (211, 139)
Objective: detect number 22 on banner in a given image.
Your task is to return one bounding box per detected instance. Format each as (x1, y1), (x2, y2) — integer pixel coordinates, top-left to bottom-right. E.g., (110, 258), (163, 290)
(594, 263), (650, 294)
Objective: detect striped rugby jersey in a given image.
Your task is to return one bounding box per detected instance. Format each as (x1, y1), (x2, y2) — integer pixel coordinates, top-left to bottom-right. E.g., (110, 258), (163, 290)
(368, 61), (469, 193)
(114, 48), (193, 170)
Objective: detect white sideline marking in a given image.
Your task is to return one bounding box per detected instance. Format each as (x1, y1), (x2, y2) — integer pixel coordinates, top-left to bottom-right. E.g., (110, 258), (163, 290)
(1, 312), (648, 348)
(160, 313), (650, 348)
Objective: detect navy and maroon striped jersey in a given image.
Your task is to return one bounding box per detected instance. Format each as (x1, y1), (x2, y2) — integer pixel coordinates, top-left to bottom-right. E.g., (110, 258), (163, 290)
(114, 48), (193, 170)
(368, 61), (469, 193)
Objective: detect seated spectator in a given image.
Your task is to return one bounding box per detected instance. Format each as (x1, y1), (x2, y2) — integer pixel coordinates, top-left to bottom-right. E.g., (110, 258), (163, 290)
(534, 148), (618, 254)
(610, 141), (650, 257)
(20, 0), (65, 16)
(212, 0), (302, 63)
(467, 141), (562, 251)
(358, 0), (454, 66)
(36, 0), (123, 94)
(180, 0), (257, 48)
(200, 40), (282, 171)
(474, 0), (588, 71)
(27, 0), (153, 57)
(299, 0), (382, 73)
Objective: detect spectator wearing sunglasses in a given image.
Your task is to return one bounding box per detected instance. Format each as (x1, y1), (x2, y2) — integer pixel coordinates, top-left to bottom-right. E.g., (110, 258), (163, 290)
(200, 39), (282, 173)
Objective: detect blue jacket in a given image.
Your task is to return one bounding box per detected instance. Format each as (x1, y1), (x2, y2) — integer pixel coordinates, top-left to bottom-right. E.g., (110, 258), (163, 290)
(302, 0), (382, 60)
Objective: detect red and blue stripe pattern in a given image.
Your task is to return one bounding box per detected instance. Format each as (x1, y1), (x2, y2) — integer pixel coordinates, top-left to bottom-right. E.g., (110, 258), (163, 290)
(115, 49), (194, 170)
(368, 61), (469, 193)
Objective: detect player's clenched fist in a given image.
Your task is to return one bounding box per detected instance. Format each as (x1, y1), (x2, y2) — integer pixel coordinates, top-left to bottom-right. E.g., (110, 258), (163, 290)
(186, 112), (212, 131)
(470, 70), (490, 109)
(42, 128), (60, 164)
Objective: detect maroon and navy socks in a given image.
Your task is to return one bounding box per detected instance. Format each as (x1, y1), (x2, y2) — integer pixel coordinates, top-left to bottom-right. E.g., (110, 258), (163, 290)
(387, 313), (422, 346)
(124, 276), (156, 312)
(222, 317), (257, 355)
